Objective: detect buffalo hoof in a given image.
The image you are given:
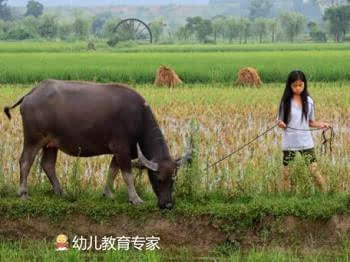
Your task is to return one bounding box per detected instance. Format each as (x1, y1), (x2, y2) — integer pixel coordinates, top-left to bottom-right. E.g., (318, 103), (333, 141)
(129, 197), (144, 205)
(102, 191), (115, 199)
(54, 188), (64, 195)
(17, 188), (30, 200)
(19, 193), (30, 200)
(159, 202), (173, 210)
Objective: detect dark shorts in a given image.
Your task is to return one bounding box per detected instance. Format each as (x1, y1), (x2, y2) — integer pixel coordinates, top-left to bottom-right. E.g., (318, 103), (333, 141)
(283, 148), (316, 166)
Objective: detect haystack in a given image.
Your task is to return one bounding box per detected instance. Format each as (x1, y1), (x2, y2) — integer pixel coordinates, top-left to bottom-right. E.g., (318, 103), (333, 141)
(154, 66), (182, 87)
(235, 67), (262, 87)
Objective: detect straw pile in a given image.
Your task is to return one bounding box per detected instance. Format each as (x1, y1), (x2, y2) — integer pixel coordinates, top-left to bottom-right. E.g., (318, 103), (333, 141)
(235, 67), (262, 87)
(154, 66), (182, 87)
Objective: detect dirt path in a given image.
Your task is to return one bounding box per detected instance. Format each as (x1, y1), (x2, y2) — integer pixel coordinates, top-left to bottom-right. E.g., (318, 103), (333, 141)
(1, 214), (350, 253)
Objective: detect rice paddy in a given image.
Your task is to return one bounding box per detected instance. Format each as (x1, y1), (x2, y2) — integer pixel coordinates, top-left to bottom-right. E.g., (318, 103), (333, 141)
(1, 83), (349, 197)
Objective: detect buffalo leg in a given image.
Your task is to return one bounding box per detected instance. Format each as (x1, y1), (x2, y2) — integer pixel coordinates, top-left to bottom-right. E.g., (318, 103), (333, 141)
(121, 167), (144, 204)
(18, 143), (41, 199)
(103, 156), (119, 198)
(41, 147), (62, 195)
(109, 143), (143, 205)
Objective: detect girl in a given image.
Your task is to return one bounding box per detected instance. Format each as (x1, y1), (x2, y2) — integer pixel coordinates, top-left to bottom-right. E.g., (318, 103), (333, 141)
(277, 70), (330, 191)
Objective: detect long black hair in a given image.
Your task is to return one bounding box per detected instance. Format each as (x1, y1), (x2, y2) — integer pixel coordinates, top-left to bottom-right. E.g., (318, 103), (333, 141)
(278, 70), (310, 125)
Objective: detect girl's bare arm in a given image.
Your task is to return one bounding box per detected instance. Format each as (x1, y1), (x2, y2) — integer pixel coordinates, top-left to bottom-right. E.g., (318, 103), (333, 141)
(309, 120), (331, 129)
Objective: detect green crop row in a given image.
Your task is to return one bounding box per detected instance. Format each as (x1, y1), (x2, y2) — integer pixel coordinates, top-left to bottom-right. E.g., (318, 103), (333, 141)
(0, 50), (349, 84)
(1, 41), (350, 53)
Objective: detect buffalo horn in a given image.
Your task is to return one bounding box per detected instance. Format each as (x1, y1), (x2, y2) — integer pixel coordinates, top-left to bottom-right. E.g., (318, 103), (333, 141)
(137, 143), (159, 172)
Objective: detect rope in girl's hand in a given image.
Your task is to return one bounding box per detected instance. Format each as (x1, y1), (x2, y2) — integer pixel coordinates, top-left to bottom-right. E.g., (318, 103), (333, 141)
(285, 126), (335, 154)
(204, 123), (335, 171)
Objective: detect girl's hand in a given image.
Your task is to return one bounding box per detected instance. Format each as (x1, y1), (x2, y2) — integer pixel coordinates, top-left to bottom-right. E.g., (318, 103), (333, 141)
(278, 120), (286, 128)
(320, 122), (331, 130)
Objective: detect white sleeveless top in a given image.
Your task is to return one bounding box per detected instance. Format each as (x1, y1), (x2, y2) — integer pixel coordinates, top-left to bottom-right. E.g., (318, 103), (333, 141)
(278, 97), (315, 151)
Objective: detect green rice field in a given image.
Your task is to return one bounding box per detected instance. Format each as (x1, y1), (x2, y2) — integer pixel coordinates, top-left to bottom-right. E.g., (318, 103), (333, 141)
(0, 42), (349, 84)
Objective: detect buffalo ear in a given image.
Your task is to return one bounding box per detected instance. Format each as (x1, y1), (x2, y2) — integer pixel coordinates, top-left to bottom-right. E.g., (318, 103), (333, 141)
(175, 142), (193, 169)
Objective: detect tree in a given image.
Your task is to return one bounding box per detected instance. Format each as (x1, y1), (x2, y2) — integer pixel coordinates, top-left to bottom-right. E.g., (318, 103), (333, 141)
(174, 26), (190, 41)
(185, 16), (213, 42)
(225, 17), (239, 43)
(102, 18), (121, 39)
(253, 18), (268, 43)
(196, 19), (213, 42)
(249, 0), (272, 20)
(185, 16), (201, 39)
(312, 0), (348, 8)
(307, 21), (327, 42)
(237, 18), (251, 44)
(25, 0), (44, 18)
(323, 6), (350, 42)
(266, 18), (278, 42)
(0, 0), (11, 21)
(92, 12), (112, 36)
(58, 22), (73, 40)
(22, 15), (40, 38)
(0, 19), (10, 39)
(38, 14), (58, 38)
(279, 12), (306, 42)
(7, 25), (35, 40)
(73, 15), (90, 40)
(211, 16), (225, 43)
(149, 20), (166, 43)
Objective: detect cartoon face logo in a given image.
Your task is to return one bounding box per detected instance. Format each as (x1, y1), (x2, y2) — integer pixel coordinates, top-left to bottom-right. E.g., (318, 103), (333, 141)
(55, 234), (69, 251)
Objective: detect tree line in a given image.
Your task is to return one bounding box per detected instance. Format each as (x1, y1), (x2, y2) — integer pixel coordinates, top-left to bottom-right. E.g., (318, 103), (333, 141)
(0, 0), (349, 43)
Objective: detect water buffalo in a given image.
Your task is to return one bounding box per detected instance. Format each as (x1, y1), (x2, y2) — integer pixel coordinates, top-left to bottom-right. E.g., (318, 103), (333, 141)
(4, 79), (192, 209)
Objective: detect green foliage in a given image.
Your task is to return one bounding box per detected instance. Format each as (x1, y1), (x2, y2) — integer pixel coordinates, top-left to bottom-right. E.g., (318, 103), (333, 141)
(25, 0), (44, 18)
(249, 0), (273, 20)
(323, 5), (350, 42)
(58, 22), (73, 41)
(0, 0), (11, 21)
(38, 14), (58, 39)
(185, 16), (213, 42)
(211, 16), (226, 43)
(253, 18), (268, 43)
(92, 12), (112, 36)
(225, 17), (239, 43)
(107, 36), (118, 47)
(72, 15), (90, 40)
(149, 20), (166, 43)
(279, 12), (307, 42)
(237, 18), (251, 44)
(6, 25), (36, 40)
(175, 119), (201, 201)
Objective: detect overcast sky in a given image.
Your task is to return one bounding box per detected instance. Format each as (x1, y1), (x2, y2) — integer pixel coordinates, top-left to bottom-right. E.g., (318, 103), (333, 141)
(8, 0), (209, 6)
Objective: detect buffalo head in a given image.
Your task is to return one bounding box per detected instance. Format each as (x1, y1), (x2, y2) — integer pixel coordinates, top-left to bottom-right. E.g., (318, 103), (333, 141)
(136, 142), (193, 209)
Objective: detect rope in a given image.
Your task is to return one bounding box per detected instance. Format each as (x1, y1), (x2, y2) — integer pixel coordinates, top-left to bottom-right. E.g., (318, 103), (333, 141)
(285, 126), (334, 153)
(205, 124), (334, 171)
(205, 123), (279, 171)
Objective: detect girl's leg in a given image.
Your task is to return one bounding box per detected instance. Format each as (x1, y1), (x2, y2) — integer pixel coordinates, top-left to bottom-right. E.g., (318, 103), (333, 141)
(280, 151), (294, 192)
(309, 162), (326, 191)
